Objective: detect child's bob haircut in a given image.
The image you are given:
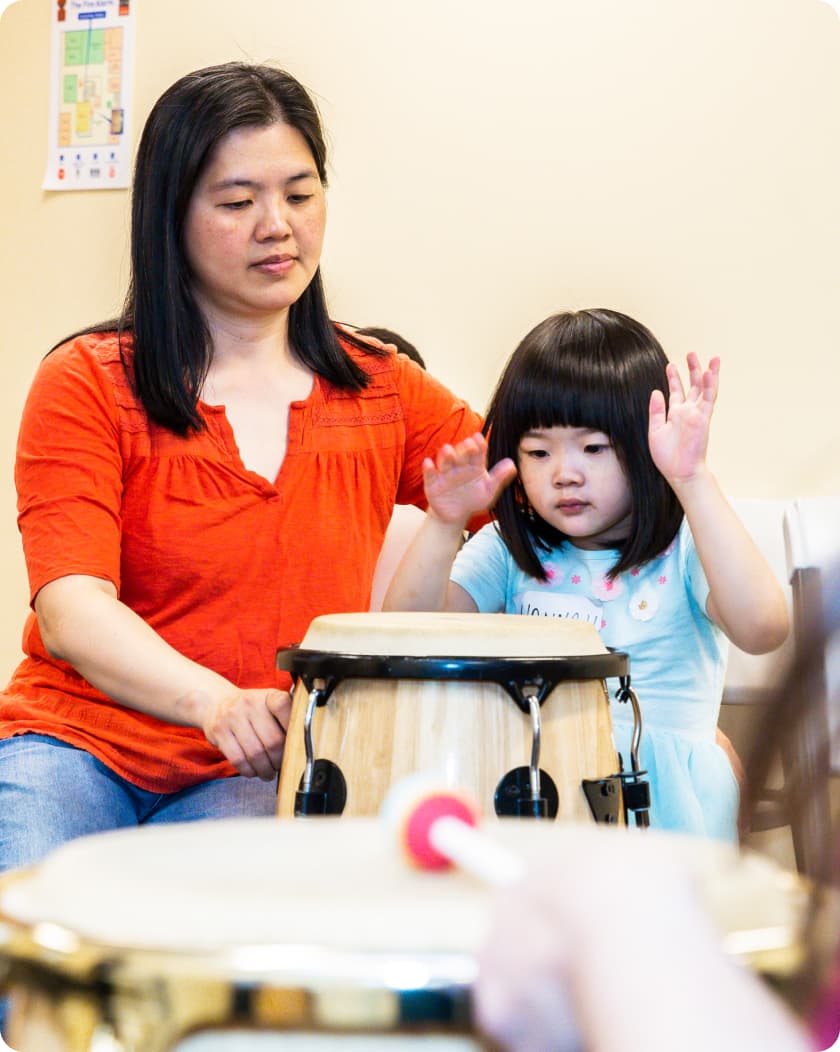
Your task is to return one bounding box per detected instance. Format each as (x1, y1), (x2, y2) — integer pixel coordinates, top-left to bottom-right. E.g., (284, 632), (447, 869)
(485, 308), (683, 580)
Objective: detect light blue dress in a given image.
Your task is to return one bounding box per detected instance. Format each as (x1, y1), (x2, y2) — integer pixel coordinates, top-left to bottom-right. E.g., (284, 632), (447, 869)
(450, 520), (738, 841)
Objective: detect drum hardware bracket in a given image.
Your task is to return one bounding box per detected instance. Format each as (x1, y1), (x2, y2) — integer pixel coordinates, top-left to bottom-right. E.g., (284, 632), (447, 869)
(615, 676), (651, 828)
(493, 686), (560, 818)
(581, 776), (623, 824)
(295, 680), (348, 816)
(494, 766), (559, 818)
(620, 770), (651, 827)
(295, 758), (347, 816)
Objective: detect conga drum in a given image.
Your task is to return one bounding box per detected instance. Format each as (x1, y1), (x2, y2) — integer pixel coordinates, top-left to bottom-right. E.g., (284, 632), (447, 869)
(0, 818), (814, 1052)
(277, 612), (646, 824)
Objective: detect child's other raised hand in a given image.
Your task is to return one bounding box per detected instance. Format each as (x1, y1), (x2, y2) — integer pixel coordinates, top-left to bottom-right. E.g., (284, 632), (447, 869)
(423, 432), (517, 526)
(648, 354), (720, 487)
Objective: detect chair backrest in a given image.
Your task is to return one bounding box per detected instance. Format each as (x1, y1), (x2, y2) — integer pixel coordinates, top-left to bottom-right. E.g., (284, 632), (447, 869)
(783, 497), (840, 774)
(717, 500), (793, 858)
(756, 496), (840, 879)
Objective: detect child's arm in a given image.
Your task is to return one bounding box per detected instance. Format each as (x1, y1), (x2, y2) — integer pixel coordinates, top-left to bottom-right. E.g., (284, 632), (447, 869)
(383, 432), (516, 612)
(648, 355), (789, 655)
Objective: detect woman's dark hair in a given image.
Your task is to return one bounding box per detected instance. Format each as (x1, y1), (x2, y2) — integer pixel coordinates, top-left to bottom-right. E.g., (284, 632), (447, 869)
(59, 62), (381, 434)
(485, 308), (683, 579)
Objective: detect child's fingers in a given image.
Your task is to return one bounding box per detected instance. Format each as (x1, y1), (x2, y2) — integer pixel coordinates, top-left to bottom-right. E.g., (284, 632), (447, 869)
(437, 432), (486, 470)
(702, 358), (721, 406)
(686, 352), (704, 396)
(434, 443), (458, 472)
(463, 435), (488, 469)
(666, 362), (685, 406)
(421, 456), (441, 489)
(648, 388), (667, 436)
(488, 457), (518, 490)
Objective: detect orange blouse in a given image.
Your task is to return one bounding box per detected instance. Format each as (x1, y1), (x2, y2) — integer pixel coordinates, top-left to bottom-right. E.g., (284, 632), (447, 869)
(0, 331), (483, 792)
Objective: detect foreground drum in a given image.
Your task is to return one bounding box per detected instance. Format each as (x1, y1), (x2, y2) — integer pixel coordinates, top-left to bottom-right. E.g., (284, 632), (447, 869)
(277, 612), (645, 824)
(0, 818), (813, 1051)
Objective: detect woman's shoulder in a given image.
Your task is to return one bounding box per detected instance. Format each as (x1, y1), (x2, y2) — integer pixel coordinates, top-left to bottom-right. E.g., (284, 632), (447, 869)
(47, 328), (131, 372)
(37, 329), (139, 410)
(335, 327), (447, 406)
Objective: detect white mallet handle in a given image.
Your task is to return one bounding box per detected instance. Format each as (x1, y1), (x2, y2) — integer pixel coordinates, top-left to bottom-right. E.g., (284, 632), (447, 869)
(429, 816), (527, 887)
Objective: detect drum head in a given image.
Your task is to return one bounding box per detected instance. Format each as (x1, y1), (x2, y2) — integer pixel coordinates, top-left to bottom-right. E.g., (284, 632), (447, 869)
(0, 819), (814, 1051)
(0, 818), (810, 965)
(298, 612), (609, 658)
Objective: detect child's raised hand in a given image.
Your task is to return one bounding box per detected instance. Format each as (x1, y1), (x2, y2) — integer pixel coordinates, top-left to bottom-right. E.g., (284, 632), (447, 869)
(422, 432), (517, 526)
(648, 354), (720, 486)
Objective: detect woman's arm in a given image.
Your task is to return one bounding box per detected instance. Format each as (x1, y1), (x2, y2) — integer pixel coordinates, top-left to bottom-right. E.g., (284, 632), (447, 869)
(36, 575), (289, 779)
(648, 356), (789, 654)
(383, 433), (515, 612)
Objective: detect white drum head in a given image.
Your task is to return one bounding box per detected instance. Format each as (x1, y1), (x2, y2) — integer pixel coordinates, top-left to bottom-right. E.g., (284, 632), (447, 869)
(299, 612), (608, 658)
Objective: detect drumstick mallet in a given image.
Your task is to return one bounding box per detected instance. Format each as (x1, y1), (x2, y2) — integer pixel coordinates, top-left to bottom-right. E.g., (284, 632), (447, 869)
(384, 777), (586, 1048)
(382, 775), (526, 886)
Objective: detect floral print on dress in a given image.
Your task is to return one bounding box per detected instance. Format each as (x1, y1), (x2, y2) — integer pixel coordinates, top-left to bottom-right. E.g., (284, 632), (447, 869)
(591, 572), (624, 602)
(629, 584), (659, 622)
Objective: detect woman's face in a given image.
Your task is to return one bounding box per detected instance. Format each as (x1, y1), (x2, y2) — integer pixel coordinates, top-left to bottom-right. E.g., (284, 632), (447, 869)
(184, 121), (326, 325)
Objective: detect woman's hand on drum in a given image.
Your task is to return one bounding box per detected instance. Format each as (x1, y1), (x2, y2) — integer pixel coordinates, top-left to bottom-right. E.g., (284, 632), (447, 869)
(423, 432), (516, 527)
(186, 687), (291, 780)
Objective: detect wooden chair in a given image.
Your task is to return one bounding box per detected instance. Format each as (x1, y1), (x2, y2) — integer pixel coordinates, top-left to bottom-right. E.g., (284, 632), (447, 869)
(779, 497), (840, 879)
(718, 499), (796, 852)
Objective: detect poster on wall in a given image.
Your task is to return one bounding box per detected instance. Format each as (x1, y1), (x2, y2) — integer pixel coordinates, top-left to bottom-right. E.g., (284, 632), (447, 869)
(43, 0), (135, 191)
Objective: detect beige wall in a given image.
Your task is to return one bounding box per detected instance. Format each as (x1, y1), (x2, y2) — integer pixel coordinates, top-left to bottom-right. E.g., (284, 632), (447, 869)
(0, 0), (838, 675)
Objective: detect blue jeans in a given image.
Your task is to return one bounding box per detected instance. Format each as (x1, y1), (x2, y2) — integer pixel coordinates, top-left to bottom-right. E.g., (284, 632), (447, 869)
(0, 734), (279, 873)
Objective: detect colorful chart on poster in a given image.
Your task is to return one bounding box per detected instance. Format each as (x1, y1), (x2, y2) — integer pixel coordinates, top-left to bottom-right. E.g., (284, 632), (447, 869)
(44, 0), (134, 191)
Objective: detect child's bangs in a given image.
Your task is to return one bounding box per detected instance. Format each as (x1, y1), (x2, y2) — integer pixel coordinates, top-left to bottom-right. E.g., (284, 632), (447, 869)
(510, 356), (621, 438)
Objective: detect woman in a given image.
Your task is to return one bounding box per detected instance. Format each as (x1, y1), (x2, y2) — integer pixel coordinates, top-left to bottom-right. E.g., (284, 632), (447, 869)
(0, 62), (483, 871)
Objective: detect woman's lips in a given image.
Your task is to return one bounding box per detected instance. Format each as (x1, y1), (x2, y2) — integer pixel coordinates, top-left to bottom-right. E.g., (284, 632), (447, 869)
(252, 255), (296, 274)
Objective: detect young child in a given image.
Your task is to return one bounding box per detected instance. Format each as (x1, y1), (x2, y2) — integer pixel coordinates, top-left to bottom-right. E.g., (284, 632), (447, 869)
(384, 308), (789, 840)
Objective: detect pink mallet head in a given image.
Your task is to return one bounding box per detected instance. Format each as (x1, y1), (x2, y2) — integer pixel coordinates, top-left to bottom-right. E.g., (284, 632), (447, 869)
(402, 789), (479, 870)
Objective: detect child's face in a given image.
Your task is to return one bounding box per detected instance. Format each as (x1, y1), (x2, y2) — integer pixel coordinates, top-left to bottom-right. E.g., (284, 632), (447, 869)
(517, 425), (633, 550)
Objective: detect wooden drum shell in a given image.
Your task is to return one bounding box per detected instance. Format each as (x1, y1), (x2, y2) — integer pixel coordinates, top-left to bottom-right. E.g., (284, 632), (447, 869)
(277, 612), (622, 822)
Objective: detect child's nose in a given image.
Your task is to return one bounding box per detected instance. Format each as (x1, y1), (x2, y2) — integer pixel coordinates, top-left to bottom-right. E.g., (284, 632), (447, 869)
(552, 457), (583, 485)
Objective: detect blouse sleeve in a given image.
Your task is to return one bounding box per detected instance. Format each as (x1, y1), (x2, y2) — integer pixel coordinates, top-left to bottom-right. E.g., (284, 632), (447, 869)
(15, 338), (125, 603)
